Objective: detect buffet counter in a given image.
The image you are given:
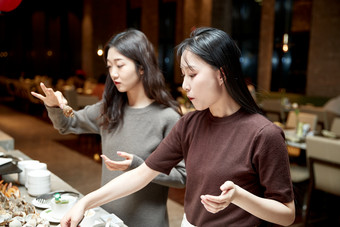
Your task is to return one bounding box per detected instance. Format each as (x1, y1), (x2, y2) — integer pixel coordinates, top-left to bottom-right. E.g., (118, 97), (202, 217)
(0, 148), (126, 227)
(0, 130), (14, 151)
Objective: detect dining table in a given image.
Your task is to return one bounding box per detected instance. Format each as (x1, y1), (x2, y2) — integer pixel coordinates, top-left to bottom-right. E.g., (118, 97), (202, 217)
(0, 147), (126, 227)
(283, 128), (309, 167)
(284, 129), (307, 150)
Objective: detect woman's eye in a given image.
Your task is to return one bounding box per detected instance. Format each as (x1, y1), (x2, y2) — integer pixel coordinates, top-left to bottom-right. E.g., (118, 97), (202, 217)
(117, 65), (123, 68)
(181, 73), (196, 78)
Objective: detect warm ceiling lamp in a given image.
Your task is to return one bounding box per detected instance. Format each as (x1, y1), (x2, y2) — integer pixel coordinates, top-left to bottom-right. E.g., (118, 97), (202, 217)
(282, 33), (289, 53)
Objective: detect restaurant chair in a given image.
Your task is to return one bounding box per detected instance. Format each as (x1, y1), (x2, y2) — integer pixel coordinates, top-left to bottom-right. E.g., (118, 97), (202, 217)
(286, 111), (318, 132)
(330, 117), (340, 137)
(300, 105), (329, 130)
(304, 136), (340, 226)
(285, 111), (317, 159)
(289, 162), (310, 220)
(290, 164), (309, 183)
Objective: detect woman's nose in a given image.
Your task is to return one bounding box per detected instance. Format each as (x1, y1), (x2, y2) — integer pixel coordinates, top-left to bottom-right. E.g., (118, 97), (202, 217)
(110, 71), (119, 79)
(182, 77), (190, 92)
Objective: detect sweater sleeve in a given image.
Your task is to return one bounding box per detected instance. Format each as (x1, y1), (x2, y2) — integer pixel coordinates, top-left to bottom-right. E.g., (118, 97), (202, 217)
(253, 124), (294, 203)
(46, 102), (101, 135)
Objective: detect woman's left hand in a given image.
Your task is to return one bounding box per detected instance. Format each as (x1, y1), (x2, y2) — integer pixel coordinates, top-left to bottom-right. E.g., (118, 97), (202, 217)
(101, 152), (133, 171)
(200, 181), (237, 213)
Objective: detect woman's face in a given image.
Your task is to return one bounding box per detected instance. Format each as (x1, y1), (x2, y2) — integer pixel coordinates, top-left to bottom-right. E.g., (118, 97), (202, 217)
(181, 49), (224, 111)
(106, 47), (143, 93)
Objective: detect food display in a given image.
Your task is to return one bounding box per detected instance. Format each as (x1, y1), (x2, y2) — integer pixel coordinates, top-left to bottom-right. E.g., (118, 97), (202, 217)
(0, 180), (50, 227)
(0, 181), (20, 198)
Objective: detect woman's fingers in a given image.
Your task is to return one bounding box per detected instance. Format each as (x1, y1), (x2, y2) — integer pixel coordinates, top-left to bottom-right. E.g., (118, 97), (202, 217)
(220, 180), (235, 192)
(200, 198), (216, 213)
(101, 155), (118, 170)
(117, 151), (133, 160)
(200, 195), (226, 213)
(30, 91), (45, 101)
(100, 155), (112, 169)
(39, 82), (50, 95)
(200, 182), (236, 214)
(101, 154), (109, 161)
(100, 153), (131, 171)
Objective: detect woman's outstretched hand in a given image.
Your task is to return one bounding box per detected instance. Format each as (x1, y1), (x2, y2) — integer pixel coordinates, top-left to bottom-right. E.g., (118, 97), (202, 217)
(60, 200), (86, 227)
(31, 82), (67, 108)
(200, 181), (237, 214)
(101, 152), (133, 171)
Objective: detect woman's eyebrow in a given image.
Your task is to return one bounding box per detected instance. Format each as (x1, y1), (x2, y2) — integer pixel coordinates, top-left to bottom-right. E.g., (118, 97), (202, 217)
(180, 64), (197, 71)
(114, 58), (123, 62)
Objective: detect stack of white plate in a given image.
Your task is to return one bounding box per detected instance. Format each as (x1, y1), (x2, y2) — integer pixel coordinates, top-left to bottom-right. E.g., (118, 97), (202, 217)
(24, 162), (47, 188)
(17, 160), (40, 185)
(27, 169), (51, 196)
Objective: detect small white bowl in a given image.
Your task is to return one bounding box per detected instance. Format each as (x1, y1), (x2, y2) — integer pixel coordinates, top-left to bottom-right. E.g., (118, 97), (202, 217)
(50, 195), (77, 220)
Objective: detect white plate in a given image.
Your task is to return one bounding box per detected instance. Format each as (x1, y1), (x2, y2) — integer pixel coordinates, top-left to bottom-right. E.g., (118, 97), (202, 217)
(40, 209), (60, 223)
(40, 208), (95, 224)
(0, 157), (12, 166)
(32, 198), (51, 209)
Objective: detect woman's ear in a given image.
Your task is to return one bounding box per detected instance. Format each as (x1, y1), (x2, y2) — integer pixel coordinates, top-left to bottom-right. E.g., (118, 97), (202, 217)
(139, 66), (144, 76)
(219, 68), (226, 86)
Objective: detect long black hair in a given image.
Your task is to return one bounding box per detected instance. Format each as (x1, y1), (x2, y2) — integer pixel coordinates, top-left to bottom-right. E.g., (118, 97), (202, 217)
(101, 29), (181, 130)
(176, 27), (262, 115)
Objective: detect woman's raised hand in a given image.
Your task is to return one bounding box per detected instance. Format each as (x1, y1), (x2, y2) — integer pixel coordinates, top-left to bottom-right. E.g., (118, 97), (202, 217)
(31, 82), (67, 108)
(101, 152), (133, 171)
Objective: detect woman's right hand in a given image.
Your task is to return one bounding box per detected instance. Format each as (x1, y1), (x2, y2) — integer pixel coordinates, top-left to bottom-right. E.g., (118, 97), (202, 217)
(31, 82), (68, 108)
(60, 200), (86, 227)
(101, 153), (133, 171)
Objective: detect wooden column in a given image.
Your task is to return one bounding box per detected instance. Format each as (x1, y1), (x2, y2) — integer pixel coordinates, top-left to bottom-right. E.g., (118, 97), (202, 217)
(174, 0), (213, 84)
(257, 0), (275, 93)
(141, 0), (159, 53)
(81, 0), (94, 78)
(306, 0), (340, 97)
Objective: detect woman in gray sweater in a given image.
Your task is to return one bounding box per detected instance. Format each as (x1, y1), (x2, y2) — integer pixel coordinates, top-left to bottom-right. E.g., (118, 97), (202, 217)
(31, 29), (186, 227)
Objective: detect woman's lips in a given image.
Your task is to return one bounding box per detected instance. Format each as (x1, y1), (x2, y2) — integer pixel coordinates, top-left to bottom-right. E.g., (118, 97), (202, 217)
(114, 81), (121, 85)
(188, 96), (194, 101)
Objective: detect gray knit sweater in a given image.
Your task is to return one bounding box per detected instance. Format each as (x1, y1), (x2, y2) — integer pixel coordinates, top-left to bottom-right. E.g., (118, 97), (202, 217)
(46, 101), (186, 227)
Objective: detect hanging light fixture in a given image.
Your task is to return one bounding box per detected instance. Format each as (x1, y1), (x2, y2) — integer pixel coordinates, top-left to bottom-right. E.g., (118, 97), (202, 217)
(282, 33), (289, 53)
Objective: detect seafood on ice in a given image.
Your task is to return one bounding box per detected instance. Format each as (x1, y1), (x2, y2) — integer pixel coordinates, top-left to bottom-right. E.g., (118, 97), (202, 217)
(0, 180), (50, 227)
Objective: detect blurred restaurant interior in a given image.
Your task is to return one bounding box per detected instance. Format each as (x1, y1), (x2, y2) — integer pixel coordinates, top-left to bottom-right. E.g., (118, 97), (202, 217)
(1, 0), (340, 226)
